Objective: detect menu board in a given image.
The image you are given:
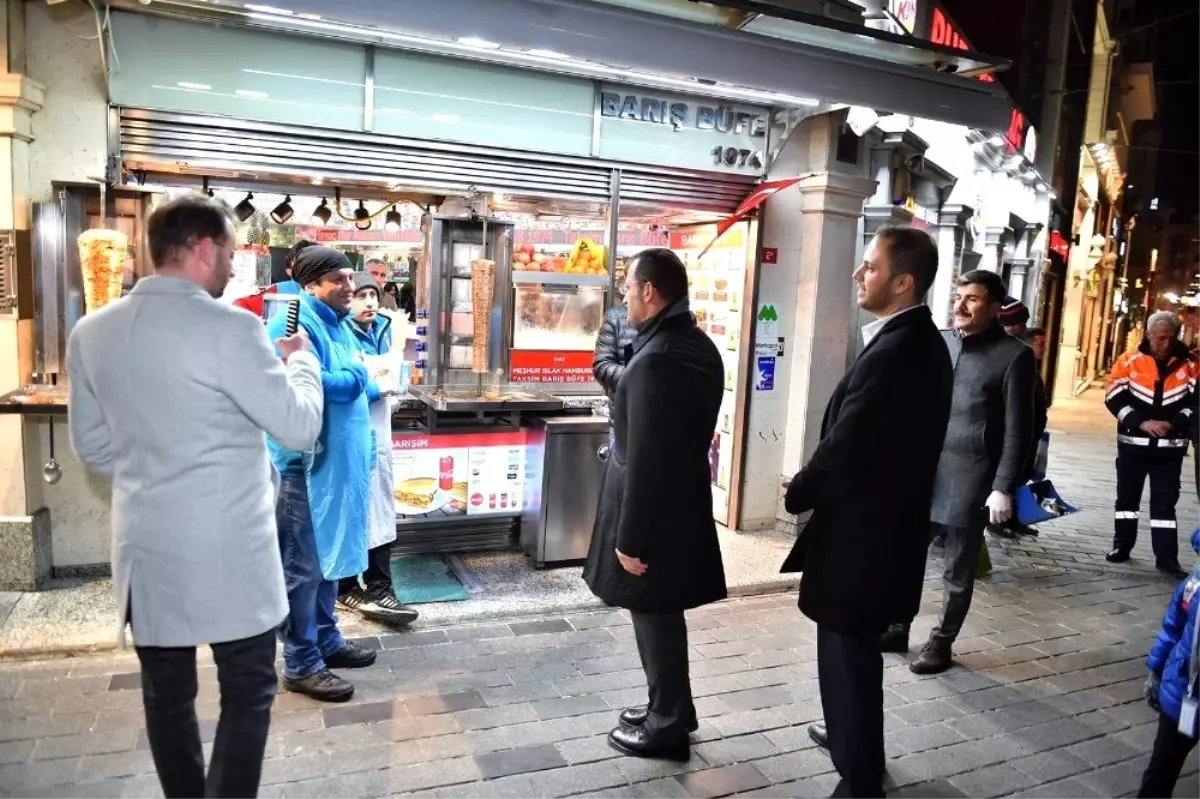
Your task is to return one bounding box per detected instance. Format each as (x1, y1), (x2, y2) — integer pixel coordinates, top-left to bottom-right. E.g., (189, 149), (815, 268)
(391, 431), (526, 519)
(669, 225), (750, 526)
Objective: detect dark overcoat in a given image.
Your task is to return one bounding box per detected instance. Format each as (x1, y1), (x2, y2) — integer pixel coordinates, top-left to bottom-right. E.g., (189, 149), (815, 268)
(583, 303), (726, 613)
(781, 307), (953, 636)
(930, 322), (1036, 528)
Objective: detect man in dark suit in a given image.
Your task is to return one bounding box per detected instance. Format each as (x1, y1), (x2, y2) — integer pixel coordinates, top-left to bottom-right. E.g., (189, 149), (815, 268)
(781, 226), (953, 797)
(583, 249), (726, 762)
(903, 269), (1036, 674)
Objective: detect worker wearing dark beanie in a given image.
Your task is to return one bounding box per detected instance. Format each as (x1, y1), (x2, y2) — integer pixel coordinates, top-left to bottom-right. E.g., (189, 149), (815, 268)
(998, 297), (1030, 334)
(292, 245), (354, 289)
(264, 243), (379, 702)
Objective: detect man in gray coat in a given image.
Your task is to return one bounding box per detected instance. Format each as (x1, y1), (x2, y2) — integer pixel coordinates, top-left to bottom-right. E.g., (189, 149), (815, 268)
(900, 269), (1036, 675)
(68, 195), (324, 798)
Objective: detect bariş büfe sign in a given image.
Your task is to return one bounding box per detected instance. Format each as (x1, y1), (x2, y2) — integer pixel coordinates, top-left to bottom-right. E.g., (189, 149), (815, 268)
(510, 350), (595, 383)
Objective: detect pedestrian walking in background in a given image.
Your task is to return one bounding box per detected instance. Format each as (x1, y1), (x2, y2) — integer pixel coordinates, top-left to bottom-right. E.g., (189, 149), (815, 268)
(67, 195), (324, 798)
(339, 273), (419, 626)
(365, 259), (399, 310)
(1105, 311), (1198, 577)
(583, 248), (726, 763)
(990, 301), (1049, 539)
(1139, 528), (1199, 797)
(899, 270), (1036, 676)
(782, 227), (952, 797)
(267, 246), (380, 703)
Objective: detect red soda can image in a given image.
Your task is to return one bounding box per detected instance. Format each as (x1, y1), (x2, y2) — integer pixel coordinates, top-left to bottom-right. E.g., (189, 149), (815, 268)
(489, 494), (496, 509)
(501, 493), (509, 508)
(439, 456), (454, 490)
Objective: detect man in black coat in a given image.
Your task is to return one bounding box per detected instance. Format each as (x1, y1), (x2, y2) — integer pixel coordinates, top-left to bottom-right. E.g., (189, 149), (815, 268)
(592, 304), (636, 399)
(583, 248), (726, 762)
(781, 227), (952, 798)
(904, 269), (1036, 675)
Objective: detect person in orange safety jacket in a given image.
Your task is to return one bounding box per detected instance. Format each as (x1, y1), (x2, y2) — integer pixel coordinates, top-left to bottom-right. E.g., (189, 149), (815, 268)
(1104, 311), (1198, 576)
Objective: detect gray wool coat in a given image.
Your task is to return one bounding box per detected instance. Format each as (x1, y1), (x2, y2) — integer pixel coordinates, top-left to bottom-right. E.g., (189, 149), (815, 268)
(67, 276), (324, 648)
(930, 322), (1037, 528)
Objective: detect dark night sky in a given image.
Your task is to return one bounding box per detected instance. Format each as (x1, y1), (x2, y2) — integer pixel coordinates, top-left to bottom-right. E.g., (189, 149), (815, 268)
(1149, 0), (1199, 219)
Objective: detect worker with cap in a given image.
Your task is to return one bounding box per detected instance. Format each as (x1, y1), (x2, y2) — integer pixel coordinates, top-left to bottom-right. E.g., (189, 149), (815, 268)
(266, 246), (378, 702)
(338, 272), (419, 626)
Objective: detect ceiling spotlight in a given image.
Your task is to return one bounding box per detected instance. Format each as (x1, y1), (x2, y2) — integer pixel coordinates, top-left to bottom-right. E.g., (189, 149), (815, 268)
(384, 205), (402, 233)
(311, 198), (332, 226)
(270, 195), (294, 224)
(354, 201), (372, 231)
(234, 193), (256, 222)
(202, 177), (214, 198)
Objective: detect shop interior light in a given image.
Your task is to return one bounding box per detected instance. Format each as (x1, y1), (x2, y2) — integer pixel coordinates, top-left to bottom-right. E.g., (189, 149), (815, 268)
(311, 198), (332, 226)
(234, 193), (256, 222)
(270, 195), (294, 225)
(384, 205), (402, 233)
(354, 201), (372, 231)
(989, 135), (1004, 147)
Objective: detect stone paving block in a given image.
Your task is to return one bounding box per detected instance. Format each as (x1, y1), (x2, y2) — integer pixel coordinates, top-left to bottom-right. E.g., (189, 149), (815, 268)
(565, 611), (629, 631)
(718, 687), (794, 713)
(0, 738), (34, 766)
(1010, 749), (1093, 784)
(474, 743), (568, 780)
(387, 756), (482, 794)
(1064, 734), (1144, 768)
(531, 694), (611, 721)
(888, 699), (967, 727)
(948, 763), (1038, 798)
(509, 619), (573, 637)
(691, 733), (780, 768)
(733, 772), (841, 798)
(0, 712), (98, 743)
(762, 725), (823, 755)
(259, 752), (331, 786)
(34, 728), (139, 761)
(556, 733), (621, 765)
(446, 624), (515, 643)
(451, 702), (539, 731)
(528, 760), (628, 797)
(479, 682), (562, 708)
(884, 722), (967, 755)
(1077, 753), (1152, 796)
(322, 699), (399, 729)
(405, 690), (488, 717)
(615, 751), (711, 784)
(675, 763), (770, 798)
(106, 672), (141, 692)
(751, 748), (836, 784)
(709, 708), (794, 738)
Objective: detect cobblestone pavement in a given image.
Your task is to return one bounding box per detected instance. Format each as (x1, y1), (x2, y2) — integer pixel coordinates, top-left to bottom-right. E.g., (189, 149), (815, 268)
(1, 392), (1198, 799)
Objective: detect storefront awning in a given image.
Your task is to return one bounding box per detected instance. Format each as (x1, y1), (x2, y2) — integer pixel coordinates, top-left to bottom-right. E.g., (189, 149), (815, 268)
(111, 0), (1011, 130)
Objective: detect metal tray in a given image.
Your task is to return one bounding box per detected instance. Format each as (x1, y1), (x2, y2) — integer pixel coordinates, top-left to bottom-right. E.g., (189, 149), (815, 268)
(409, 384), (563, 413)
(0, 385), (69, 416)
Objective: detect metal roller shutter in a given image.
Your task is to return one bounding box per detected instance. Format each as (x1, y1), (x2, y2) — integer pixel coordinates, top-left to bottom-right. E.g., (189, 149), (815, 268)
(118, 107), (757, 214)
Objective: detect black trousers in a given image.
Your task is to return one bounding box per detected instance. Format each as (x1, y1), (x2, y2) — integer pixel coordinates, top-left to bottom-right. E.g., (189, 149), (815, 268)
(1113, 448), (1185, 562)
(1138, 713), (1197, 798)
(631, 611), (695, 742)
(338, 543), (394, 597)
(817, 625), (885, 798)
(135, 629), (277, 798)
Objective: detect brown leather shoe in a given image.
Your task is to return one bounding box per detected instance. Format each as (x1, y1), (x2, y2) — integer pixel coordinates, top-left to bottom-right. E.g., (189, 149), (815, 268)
(910, 639), (953, 675)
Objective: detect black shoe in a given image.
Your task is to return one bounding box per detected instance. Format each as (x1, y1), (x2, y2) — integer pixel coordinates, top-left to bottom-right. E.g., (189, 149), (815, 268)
(910, 639), (954, 675)
(880, 624), (910, 654)
(607, 725), (689, 762)
(1106, 548), (1132, 563)
(282, 668), (354, 702)
(338, 588), (420, 625)
(619, 706), (699, 733)
(324, 641), (378, 669)
(1156, 560), (1187, 579)
(987, 523), (1018, 540)
(1016, 523), (1038, 537)
(808, 723), (829, 751)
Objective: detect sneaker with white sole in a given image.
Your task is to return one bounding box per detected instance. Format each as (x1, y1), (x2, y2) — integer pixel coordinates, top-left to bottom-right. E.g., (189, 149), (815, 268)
(338, 588), (419, 625)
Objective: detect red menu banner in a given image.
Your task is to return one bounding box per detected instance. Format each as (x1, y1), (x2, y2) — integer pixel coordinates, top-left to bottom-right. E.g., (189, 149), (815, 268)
(510, 350), (596, 383)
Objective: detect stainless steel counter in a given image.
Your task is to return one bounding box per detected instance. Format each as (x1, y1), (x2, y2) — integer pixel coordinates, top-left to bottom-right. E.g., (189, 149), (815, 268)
(521, 415), (610, 567)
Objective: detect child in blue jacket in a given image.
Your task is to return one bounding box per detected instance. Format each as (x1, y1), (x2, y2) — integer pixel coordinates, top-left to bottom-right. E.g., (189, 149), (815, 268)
(1140, 527), (1200, 797)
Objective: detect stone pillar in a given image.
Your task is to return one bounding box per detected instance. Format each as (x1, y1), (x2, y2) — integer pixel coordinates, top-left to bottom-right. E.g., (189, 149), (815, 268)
(0, 0), (49, 589)
(930, 204), (972, 329)
(1052, 201), (1096, 399)
(776, 172), (877, 529)
(979, 226), (1012, 274)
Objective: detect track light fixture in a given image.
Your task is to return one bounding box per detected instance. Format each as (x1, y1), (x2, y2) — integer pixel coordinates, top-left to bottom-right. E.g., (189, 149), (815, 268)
(270, 195), (294, 225)
(234, 192), (256, 222)
(385, 205), (402, 233)
(354, 201), (372, 231)
(202, 177), (214, 198)
(311, 198), (332, 226)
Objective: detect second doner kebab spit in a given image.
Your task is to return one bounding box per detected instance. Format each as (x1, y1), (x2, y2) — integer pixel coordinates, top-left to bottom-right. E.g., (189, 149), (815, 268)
(470, 255), (496, 397)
